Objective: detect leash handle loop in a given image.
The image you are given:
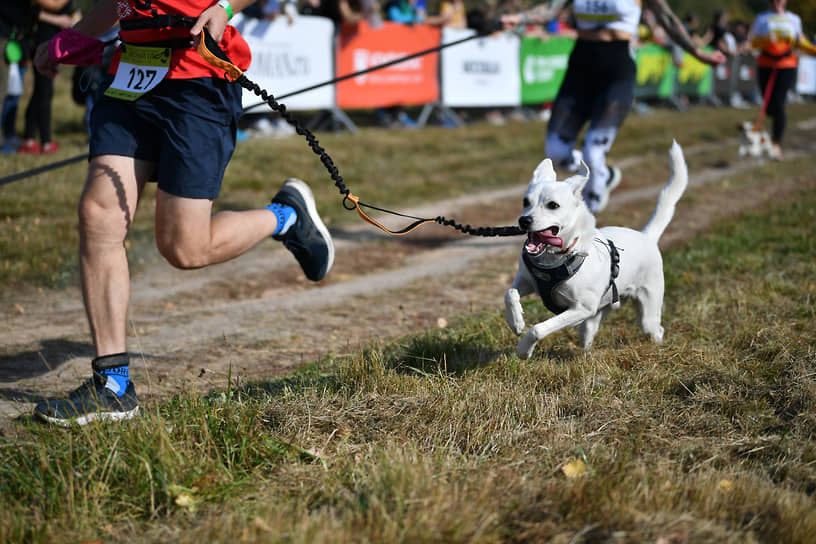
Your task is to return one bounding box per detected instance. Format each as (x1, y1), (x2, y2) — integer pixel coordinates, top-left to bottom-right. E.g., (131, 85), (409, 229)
(196, 29), (243, 81)
(345, 193), (435, 235)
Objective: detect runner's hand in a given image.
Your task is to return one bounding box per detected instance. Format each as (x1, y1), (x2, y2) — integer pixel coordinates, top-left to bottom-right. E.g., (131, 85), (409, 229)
(501, 13), (523, 30)
(191, 4), (229, 44)
(33, 41), (58, 78)
(695, 48), (727, 66)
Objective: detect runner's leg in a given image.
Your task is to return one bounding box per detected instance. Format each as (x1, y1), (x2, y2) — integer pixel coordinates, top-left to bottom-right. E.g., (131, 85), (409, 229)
(79, 154), (152, 357)
(154, 189), (278, 269)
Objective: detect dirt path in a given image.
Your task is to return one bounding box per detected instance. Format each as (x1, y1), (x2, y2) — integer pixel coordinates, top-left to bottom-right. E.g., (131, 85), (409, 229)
(2, 125), (815, 426)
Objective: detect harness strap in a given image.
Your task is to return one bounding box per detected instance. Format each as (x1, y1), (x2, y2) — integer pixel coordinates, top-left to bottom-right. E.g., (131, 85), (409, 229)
(756, 66), (779, 131)
(122, 37), (191, 50)
(607, 239), (620, 308)
(523, 251), (586, 315)
(120, 14), (196, 31)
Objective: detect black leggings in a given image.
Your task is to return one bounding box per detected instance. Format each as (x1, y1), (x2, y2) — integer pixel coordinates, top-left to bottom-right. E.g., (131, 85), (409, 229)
(24, 69), (55, 144)
(757, 66), (796, 145)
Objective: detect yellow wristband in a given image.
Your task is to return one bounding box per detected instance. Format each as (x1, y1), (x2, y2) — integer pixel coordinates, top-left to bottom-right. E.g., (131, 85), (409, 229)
(217, 0), (234, 20)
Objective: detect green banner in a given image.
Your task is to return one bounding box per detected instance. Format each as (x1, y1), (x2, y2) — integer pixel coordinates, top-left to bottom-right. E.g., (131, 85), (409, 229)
(674, 49), (713, 97)
(519, 36), (574, 105)
(634, 43), (675, 99)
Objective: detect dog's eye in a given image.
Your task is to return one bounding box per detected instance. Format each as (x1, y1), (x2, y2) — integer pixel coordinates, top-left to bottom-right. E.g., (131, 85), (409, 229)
(546, 201), (560, 210)
(523, 197), (531, 208)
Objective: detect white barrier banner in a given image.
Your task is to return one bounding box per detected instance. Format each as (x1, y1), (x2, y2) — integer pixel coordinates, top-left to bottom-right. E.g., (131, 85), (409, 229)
(440, 28), (521, 107)
(797, 56), (816, 96)
(232, 14), (335, 111)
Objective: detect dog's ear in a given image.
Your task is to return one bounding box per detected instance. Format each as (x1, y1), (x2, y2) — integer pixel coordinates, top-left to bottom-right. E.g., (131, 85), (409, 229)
(564, 160), (590, 196)
(532, 159), (557, 182)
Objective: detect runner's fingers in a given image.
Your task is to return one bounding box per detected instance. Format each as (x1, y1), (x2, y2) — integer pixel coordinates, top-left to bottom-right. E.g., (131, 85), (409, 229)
(191, 5), (228, 42)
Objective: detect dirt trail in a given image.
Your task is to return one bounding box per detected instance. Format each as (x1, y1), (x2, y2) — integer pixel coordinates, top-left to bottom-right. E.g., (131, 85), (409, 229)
(2, 126), (815, 426)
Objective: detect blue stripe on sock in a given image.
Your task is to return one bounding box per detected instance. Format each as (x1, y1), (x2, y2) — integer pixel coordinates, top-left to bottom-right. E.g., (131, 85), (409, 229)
(265, 202), (297, 236)
(99, 365), (129, 396)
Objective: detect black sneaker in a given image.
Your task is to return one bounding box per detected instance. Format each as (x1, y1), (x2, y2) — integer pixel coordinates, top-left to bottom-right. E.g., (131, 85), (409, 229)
(34, 372), (139, 426)
(271, 178), (334, 281)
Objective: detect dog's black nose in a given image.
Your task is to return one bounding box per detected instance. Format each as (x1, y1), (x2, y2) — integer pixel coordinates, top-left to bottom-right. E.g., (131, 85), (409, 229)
(518, 216), (533, 230)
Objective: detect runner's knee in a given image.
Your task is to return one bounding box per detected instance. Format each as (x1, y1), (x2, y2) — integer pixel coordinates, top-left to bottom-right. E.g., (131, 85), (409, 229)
(77, 193), (130, 245)
(156, 238), (208, 270)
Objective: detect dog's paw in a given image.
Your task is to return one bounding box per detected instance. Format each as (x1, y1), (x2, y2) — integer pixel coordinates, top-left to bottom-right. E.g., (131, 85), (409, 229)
(507, 313), (525, 335)
(505, 290), (526, 335)
(510, 321), (526, 336)
(517, 334), (537, 360)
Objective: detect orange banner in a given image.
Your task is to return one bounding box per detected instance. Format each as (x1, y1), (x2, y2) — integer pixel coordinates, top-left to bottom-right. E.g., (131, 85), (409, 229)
(336, 21), (441, 109)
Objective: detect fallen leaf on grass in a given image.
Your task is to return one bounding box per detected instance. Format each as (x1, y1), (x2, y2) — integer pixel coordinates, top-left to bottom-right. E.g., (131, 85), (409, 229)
(561, 459), (587, 478)
(717, 479), (734, 492)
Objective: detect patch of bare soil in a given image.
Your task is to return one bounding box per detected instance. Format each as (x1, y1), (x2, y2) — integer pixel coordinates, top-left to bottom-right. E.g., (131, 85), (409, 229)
(2, 126), (815, 429)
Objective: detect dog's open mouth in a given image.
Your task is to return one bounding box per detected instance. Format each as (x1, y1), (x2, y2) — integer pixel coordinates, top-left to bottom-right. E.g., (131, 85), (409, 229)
(525, 227), (562, 254)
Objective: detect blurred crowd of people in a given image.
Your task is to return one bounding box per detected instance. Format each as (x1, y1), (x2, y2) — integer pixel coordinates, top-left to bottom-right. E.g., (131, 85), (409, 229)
(2, 0), (79, 155)
(2, 1), (814, 152)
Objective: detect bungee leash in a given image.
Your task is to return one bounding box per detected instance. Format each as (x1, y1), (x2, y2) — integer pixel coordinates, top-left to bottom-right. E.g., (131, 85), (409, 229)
(197, 28), (523, 238)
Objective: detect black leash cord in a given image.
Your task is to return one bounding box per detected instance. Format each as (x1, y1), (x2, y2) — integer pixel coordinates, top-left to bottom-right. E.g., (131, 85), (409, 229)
(237, 73), (523, 237)
(0, 153), (87, 186)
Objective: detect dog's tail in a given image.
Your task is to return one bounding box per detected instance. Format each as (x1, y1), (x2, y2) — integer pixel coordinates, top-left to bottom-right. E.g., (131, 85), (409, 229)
(642, 140), (688, 241)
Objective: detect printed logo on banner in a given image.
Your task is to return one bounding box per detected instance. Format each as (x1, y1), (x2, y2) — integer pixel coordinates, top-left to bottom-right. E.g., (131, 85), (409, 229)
(336, 21), (440, 109)
(522, 54), (569, 84)
(235, 14), (335, 111)
(251, 51), (310, 78)
(352, 49), (424, 85)
(464, 60), (500, 74)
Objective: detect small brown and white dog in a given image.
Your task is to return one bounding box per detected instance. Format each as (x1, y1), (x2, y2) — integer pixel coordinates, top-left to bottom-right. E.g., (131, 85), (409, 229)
(505, 141), (688, 358)
(737, 121), (774, 159)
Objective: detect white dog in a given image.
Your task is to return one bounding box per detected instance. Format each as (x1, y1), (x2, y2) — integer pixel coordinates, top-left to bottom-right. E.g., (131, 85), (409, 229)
(737, 121), (774, 159)
(505, 141), (688, 359)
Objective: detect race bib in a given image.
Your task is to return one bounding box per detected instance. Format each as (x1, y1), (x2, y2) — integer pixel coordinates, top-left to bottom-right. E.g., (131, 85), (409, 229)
(105, 45), (171, 101)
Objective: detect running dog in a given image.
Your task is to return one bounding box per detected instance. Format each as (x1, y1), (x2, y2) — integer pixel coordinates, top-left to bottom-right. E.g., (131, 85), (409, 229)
(737, 121), (774, 159)
(505, 141), (688, 359)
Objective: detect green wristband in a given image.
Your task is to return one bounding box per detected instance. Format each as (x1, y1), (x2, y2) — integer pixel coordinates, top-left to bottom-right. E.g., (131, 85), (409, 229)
(217, 0), (234, 20)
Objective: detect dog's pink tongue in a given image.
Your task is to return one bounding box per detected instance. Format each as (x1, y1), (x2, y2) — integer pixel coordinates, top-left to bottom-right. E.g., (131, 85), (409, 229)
(526, 229), (563, 252)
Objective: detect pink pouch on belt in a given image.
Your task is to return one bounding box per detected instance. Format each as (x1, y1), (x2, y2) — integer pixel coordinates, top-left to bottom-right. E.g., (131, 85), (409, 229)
(48, 28), (105, 66)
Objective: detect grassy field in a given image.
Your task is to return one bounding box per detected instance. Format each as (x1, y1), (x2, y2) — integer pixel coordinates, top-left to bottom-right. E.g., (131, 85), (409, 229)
(2, 72), (816, 542)
(1, 184), (815, 543)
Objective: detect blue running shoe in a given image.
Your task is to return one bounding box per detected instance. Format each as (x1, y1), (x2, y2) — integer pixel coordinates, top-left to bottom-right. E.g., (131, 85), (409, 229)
(271, 178), (334, 281)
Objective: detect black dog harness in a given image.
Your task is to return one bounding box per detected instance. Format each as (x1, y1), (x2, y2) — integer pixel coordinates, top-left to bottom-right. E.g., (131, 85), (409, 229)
(523, 239), (620, 314)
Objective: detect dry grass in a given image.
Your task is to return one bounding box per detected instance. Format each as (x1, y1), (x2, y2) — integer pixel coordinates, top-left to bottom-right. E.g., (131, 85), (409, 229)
(2, 71), (816, 543)
(2, 186), (815, 543)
